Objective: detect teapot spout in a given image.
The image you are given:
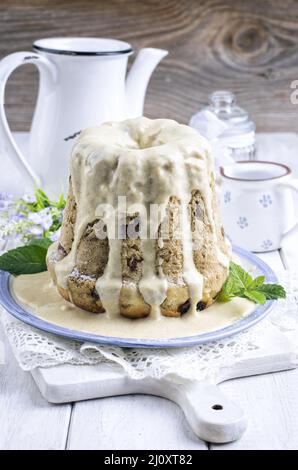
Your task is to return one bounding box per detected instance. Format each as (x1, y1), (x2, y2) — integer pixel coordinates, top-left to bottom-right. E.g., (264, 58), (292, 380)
(126, 48), (168, 118)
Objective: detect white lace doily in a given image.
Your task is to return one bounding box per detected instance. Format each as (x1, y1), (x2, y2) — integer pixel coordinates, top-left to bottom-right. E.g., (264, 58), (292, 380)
(1, 270), (298, 383)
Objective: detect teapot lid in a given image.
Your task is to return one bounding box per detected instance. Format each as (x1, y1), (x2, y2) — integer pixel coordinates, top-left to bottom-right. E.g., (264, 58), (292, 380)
(33, 37), (133, 56)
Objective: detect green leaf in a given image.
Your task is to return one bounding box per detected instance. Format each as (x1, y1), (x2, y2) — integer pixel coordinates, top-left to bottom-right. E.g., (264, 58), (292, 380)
(216, 262), (286, 305)
(216, 274), (241, 302)
(28, 237), (52, 250)
(34, 188), (51, 209)
(229, 262), (254, 290)
(243, 290), (267, 304)
(216, 289), (234, 303)
(0, 245), (48, 276)
(250, 275), (265, 289)
(255, 283), (286, 300)
(53, 193), (66, 210)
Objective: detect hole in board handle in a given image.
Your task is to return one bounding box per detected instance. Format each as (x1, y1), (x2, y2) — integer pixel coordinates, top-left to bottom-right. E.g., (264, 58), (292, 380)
(212, 404), (223, 411)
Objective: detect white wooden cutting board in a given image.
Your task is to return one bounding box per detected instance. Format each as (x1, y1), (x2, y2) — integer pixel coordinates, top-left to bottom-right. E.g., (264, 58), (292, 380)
(31, 326), (296, 444)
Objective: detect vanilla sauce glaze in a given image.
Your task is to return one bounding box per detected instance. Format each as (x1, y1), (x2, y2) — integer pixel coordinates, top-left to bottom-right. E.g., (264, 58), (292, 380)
(12, 118), (255, 337)
(51, 118), (231, 318)
(12, 272), (254, 339)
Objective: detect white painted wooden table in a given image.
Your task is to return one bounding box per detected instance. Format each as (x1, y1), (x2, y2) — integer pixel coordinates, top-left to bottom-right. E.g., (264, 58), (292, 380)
(0, 133), (298, 450)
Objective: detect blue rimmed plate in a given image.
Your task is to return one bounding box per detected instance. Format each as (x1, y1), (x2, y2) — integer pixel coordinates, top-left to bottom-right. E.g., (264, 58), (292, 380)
(0, 246), (277, 348)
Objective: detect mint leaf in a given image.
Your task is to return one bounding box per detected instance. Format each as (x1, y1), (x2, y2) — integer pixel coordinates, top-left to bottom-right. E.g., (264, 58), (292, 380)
(255, 283), (286, 300)
(0, 245), (48, 276)
(217, 262), (286, 305)
(244, 290), (267, 304)
(250, 275), (265, 289)
(217, 262), (252, 302)
(28, 237), (52, 250)
(216, 274), (240, 302)
(216, 288), (234, 303)
(229, 262), (254, 290)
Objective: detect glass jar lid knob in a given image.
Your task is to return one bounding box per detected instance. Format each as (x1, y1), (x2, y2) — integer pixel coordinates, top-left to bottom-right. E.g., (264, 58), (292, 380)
(209, 91), (236, 112)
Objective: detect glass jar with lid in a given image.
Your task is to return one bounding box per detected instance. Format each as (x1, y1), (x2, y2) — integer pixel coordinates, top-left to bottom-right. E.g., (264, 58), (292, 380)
(190, 90), (256, 164)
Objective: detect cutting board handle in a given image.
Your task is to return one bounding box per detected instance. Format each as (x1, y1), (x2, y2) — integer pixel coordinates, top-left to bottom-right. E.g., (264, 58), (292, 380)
(160, 380), (247, 443)
(33, 365), (247, 443)
(126, 376), (247, 443)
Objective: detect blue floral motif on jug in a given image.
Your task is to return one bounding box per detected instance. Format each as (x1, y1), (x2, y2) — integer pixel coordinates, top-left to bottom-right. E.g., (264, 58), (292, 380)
(224, 191), (231, 203)
(259, 194), (272, 208)
(237, 216), (248, 229)
(261, 239), (273, 250)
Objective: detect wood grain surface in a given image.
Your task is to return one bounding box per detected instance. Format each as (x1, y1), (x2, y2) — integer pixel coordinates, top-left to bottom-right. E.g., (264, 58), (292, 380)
(1, 0), (298, 132)
(0, 325), (71, 450)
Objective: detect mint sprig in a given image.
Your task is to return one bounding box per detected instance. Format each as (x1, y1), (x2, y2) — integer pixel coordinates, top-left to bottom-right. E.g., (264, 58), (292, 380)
(217, 262), (286, 304)
(0, 237), (52, 276)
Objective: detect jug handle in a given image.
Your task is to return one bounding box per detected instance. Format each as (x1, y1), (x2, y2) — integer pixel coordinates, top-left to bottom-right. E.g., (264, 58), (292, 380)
(278, 177), (298, 239)
(0, 52), (56, 187)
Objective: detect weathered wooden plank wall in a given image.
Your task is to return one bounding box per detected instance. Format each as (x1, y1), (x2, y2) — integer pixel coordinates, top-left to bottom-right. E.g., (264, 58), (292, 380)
(1, 0), (298, 132)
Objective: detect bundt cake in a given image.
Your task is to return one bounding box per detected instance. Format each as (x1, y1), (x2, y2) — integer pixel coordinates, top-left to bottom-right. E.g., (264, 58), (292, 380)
(47, 117), (231, 319)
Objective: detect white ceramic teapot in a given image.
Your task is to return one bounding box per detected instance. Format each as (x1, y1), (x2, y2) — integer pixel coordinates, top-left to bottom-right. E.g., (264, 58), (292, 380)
(0, 37), (168, 195)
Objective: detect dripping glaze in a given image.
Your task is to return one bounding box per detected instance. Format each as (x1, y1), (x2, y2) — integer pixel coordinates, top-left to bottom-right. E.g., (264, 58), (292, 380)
(52, 117), (230, 318)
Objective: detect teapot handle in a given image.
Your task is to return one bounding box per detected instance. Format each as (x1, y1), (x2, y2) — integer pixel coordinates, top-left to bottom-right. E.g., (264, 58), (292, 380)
(0, 52), (56, 187)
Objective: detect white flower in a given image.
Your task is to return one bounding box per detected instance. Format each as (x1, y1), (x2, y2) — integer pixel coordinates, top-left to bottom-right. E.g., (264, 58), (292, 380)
(0, 192), (13, 210)
(50, 228), (61, 242)
(22, 193), (35, 203)
(28, 208), (53, 231)
(28, 226), (44, 237)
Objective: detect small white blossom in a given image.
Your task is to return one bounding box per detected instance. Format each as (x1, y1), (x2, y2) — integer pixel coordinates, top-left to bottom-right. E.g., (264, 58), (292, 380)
(0, 192), (13, 210)
(50, 228), (61, 242)
(22, 193), (35, 203)
(28, 208), (53, 231)
(28, 226), (44, 237)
